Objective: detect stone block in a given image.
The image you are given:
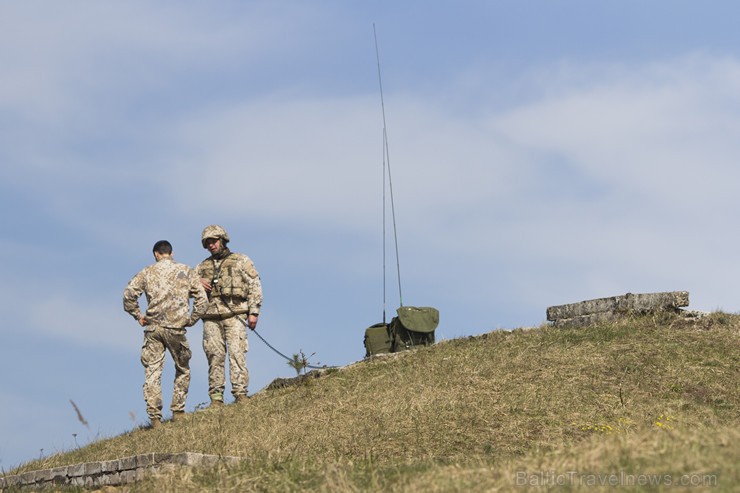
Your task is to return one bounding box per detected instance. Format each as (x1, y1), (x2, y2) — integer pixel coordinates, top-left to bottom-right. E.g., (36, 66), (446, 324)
(197, 455), (221, 468)
(50, 466), (68, 483)
(20, 471), (37, 484)
(120, 469), (137, 483)
(85, 461), (102, 475)
(551, 311), (616, 328)
(137, 453), (155, 468)
(153, 452), (174, 464)
(547, 291), (689, 326)
(101, 459), (119, 473)
(169, 452), (202, 466)
(107, 471), (121, 485)
(120, 455), (137, 470)
(3, 475), (21, 488)
(67, 462), (86, 477)
(3, 474), (21, 488)
(0, 451), (247, 490)
(34, 468), (53, 483)
(220, 454), (239, 466)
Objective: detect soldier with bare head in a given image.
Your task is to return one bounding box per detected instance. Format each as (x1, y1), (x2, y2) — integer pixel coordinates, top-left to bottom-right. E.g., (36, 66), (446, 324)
(123, 240), (208, 428)
(196, 225), (263, 406)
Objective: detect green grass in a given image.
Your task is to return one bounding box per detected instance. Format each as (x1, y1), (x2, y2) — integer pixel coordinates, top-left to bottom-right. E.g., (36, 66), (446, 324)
(8, 312), (740, 491)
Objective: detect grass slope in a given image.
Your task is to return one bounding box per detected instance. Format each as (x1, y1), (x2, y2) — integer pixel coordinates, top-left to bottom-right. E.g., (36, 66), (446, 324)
(9, 312), (739, 491)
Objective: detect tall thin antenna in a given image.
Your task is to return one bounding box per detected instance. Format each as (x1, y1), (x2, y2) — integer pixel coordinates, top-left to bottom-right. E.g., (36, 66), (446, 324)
(374, 23), (403, 322)
(382, 129), (388, 323)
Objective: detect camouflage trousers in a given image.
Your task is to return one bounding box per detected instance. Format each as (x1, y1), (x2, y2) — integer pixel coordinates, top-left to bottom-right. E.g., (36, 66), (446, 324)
(202, 316), (249, 401)
(140, 325), (192, 420)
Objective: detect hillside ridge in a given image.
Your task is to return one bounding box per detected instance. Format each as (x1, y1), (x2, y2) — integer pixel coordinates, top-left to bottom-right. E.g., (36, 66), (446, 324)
(7, 311), (739, 492)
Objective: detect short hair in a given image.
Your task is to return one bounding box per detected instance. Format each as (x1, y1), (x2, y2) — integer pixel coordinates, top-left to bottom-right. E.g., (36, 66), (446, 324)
(152, 240), (173, 255)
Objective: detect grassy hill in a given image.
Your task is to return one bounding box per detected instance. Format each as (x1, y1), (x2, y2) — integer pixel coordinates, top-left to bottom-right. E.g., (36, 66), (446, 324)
(10, 312), (739, 491)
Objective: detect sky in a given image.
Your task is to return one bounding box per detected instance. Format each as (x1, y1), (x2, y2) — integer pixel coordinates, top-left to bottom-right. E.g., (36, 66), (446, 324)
(2, 0), (740, 468)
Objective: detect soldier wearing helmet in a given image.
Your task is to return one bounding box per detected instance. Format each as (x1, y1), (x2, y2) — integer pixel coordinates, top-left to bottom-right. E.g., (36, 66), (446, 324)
(196, 225), (263, 406)
(201, 224), (230, 248)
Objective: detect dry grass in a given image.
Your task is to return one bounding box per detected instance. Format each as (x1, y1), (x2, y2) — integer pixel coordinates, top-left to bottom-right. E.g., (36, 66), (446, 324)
(9, 312), (739, 491)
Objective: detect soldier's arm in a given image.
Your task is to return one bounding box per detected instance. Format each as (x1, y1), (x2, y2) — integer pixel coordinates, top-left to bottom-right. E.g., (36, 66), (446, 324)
(248, 276), (262, 316)
(188, 270), (209, 325)
(122, 272), (145, 321)
(241, 258), (262, 316)
(195, 261), (212, 292)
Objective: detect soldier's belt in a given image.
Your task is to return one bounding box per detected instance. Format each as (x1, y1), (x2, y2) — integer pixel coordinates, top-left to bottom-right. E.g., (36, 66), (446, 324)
(217, 295), (247, 304)
(145, 324), (187, 333)
(202, 312), (245, 321)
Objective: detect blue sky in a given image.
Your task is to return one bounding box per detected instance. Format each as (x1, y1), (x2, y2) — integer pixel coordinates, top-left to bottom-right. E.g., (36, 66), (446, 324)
(3, 0), (740, 468)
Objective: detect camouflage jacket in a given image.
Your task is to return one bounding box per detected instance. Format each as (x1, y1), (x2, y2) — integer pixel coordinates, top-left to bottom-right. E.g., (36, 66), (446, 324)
(196, 251), (263, 320)
(123, 257), (208, 328)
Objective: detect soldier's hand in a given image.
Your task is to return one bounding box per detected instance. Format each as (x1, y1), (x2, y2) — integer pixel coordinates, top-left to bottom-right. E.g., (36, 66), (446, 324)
(138, 317), (148, 327)
(200, 278), (212, 292)
(247, 314), (259, 330)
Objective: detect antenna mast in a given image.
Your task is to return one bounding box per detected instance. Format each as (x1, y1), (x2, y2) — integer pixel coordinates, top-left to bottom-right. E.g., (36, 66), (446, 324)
(374, 24), (403, 324)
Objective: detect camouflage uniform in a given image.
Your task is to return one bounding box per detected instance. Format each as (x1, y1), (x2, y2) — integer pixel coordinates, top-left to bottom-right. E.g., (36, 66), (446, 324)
(123, 257), (207, 421)
(197, 229), (262, 402)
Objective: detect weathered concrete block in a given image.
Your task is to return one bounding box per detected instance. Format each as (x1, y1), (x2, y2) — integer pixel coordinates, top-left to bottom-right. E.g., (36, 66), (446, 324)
(120, 455), (137, 470)
(547, 291), (689, 325)
(169, 452), (202, 466)
(2, 452), (247, 489)
(550, 312), (618, 328)
(121, 469), (137, 483)
(50, 466), (68, 483)
(20, 471), (37, 484)
(107, 470), (122, 485)
(153, 452), (175, 464)
(67, 462), (86, 477)
(3, 474), (21, 488)
(197, 455), (222, 468)
(34, 468), (53, 483)
(137, 453), (155, 468)
(101, 459), (119, 473)
(85, 461), (102, 475)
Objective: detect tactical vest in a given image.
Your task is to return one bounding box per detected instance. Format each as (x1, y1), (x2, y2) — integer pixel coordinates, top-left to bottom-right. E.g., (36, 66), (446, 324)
(200, 254), (251, 299)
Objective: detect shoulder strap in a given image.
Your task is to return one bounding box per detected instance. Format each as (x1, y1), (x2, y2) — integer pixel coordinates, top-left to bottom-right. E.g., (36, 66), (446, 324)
(211, 253), (233, 286)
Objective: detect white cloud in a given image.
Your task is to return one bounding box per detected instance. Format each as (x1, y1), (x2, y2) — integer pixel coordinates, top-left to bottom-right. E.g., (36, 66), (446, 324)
(0, 263), (138, 351)
(0, 2), (313, 111)
(496, 55), (740, 201)
(99, 52), (738, 321)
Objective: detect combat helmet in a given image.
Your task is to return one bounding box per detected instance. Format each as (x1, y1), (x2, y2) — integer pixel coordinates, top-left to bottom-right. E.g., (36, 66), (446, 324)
(201, 224), (230, 247)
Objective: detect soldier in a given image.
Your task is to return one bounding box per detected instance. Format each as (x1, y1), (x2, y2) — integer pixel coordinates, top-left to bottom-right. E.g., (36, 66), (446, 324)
(196, 225), (263, 406)
(123, 240), (208, 428)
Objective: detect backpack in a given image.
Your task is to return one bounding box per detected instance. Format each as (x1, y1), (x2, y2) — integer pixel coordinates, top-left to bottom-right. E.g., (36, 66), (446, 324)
(364, 306), (439, 357)
(363, 322), (392, 357)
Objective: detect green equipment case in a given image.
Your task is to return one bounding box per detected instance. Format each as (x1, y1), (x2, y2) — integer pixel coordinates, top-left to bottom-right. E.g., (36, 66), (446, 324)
(364, 306), (439, 357)
(364, 322), (392, 357)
